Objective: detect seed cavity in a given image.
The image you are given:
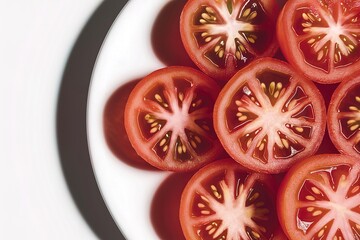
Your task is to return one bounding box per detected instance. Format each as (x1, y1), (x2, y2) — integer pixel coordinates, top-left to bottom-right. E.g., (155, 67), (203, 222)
(174, 136), (192, 161)
(235, 38), (248, 62)
(251, 230), (261, 239)
(247, 34), (257, 44)
(201, 210), (211, 215)
(213, 40), (226, 59)
(243, 8), (251, 18)
(197, 202), (205, 208)
(249, 192), (260, 201)
(144, 114), (165, 134)
(351, 185), (360, 194)
(318, 228), (325, 237)
(261, 81), (284, 101)
(192, 99), (203, 108)
(178, 92), (184, 102)
(199, 6), (217, 24)
(305, 195), (316, 201)
(253, 136), (269, 164)
(211, 184), (222, 199)
(311, 186), (321, 195)
(312, 210), (322, 216)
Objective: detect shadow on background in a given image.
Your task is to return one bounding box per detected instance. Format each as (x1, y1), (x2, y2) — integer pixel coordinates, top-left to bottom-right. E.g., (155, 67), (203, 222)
(151, 0), (195, 68)
(56, 0), (128, 239)
(151, 172), (194, 240)
(103, 79), (158, 171)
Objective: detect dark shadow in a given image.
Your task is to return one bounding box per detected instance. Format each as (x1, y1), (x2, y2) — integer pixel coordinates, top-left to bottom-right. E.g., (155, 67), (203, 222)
(56, 1), (128, 239)
(276, 0), (287, 8)
(316, 126), (339, 154)
(315, 82), (339, 107)
(151, 0), (196, 68)
(315, 82), (340, 154)
(103, 79), (158, 171)
(151, 172), (194, 240)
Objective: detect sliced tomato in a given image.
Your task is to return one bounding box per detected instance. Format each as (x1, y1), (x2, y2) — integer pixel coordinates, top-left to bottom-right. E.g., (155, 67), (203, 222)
(179, 158), (283, 240)
(277, 0), (360, 84)
(213, 58), (326, 173)
(278, 154), (360, 240)
(124, 66), (224, 172)
(180, 0), (279, 83)
(328, 75), (360, 158)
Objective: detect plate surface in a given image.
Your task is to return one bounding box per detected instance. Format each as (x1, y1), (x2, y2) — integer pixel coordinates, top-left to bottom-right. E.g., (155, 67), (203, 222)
(87, 0), (184, 239)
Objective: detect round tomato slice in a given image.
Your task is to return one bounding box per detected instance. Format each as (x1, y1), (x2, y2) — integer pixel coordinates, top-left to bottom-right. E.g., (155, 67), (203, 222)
(328, 76), (360, 158)
(278, 154), (360, 240)
(124, 66), (223, 172)
(179, 158), (282, 240)
(180, 0), (279, 82)
(214, 58), (326, 173)
(277, 0), (360, 84)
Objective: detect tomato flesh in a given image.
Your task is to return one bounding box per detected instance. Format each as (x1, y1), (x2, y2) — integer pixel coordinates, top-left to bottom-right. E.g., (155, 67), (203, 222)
(180, 159), (281, 240)
(124, 66), (224, 171)
(328, 76), (360, 158)
(214, 58), (326, 173)
(180, 0), (279, 82)
(278, 154), (360, 240)
(277, 0), (360, 83)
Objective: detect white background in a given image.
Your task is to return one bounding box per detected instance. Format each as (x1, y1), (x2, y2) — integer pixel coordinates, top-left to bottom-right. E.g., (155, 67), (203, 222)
(0, 1), (106, 239)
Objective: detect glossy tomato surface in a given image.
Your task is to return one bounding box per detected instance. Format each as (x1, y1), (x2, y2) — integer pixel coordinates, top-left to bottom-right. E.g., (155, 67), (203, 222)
(328, 75), (360, 158)
(180, 0), (279, 82)
(277, 0), (360, 84)
(124, 66), (224, 172)
(214, 58), (326, 173)
(278, 154), (360, 240)
(179, 158), (283, 240)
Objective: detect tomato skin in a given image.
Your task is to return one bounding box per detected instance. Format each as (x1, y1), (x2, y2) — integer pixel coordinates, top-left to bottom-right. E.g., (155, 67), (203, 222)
(214, 57), (326, 174)
(180, 0), (279, 83)
(277, 0), (360, 84)
(328, 75), (360, 158)
(278, 154), (360, 240)
(124, 66), (224, 172)
(179, 158), (283, 240)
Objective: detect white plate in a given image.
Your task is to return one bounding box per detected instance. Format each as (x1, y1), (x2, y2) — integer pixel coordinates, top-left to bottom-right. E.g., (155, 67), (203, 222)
(87, 0), (191, 239)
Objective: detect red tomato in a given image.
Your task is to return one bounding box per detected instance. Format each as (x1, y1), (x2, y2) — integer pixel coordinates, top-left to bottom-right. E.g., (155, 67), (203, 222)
(179, 158), (283, 240)
(124, 66), (224, 172)
(213, 58), (326, 173)
(328, 75), (360, 158)
(277, 0), (360, 84)
(278, 154), (360, 240)
(180, 0), (279, 83)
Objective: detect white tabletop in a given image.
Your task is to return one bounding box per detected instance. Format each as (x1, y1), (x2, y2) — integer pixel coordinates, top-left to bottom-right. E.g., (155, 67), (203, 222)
(0, 1), (126, 239)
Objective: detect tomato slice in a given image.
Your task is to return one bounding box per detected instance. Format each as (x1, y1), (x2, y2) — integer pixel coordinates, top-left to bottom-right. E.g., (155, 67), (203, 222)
(180, 0), (279, 83)
(124, 66), (224, 172)
(213, 58), (326, 173)
(328, 76), (360, 158)
(277, 0), (360, 84)
(278, 154), (360, 240)
(179, 158), (282, 240)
